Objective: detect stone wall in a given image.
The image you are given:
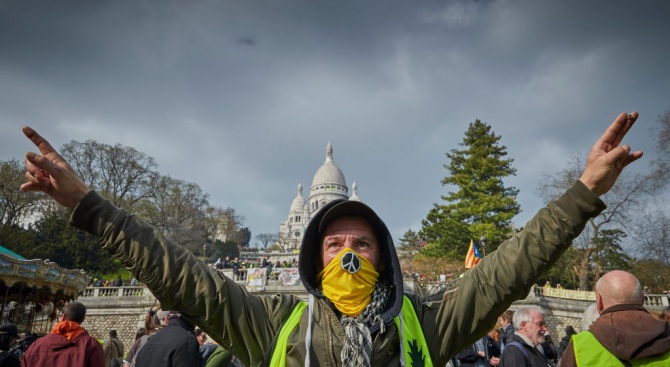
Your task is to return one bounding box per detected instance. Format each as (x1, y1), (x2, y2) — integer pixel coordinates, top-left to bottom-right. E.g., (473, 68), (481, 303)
(79, 287), (158, 349)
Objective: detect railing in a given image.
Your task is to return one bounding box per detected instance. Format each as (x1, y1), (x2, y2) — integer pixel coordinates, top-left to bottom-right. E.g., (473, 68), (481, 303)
(79, 277), (670, 308)
(644, 294), (670, 307)
(79, 269), (303, 298)
(534, 286), (596, 301)
(216, 267), (303, 286)
(80, 286), (147, 298)
(405, 279), (450, 297)
(534, 286), (670, 307)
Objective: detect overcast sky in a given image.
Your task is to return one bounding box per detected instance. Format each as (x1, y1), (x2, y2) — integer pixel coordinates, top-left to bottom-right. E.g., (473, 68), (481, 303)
(1, 0), (668, 245)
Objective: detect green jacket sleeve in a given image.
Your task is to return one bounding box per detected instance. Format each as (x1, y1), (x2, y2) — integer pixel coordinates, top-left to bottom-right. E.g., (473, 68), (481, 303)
(205, 346), (233, 367)
(413, 181), (605, 364)
(70, 191), (300, 367)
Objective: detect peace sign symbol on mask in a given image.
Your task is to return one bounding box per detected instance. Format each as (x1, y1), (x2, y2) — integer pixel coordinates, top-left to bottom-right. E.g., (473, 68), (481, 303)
(340, 252), (361, 274)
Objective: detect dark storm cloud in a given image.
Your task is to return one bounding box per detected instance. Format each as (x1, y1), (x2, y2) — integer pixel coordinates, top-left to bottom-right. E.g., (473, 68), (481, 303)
(1, 0), (668, 242)
(236, 38), (256, 46)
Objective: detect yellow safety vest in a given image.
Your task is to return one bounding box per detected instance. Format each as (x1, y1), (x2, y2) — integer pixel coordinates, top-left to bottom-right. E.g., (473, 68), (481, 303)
(270, 295), (433, 366)
(574, 332), (670, 367)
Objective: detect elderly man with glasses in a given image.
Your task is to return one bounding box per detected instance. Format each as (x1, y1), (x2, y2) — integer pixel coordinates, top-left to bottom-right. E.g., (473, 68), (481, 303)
(499, 306), (551, 367)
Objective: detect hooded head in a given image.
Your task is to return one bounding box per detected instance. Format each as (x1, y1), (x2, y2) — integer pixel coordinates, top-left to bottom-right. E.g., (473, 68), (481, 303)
(299, 199), (403, 325)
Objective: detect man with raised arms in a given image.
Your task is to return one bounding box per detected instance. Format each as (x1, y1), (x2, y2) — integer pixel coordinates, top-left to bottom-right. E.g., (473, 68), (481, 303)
(20, 112), (641, 367)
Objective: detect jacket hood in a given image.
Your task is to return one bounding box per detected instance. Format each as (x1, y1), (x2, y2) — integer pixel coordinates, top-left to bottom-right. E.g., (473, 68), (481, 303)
(43, 332), (88, 351)
(298, 199), (404, 328)
(590, 304), (670, 360)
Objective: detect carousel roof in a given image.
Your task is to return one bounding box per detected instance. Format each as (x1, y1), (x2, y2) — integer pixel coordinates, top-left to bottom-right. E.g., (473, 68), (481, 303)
(0, 245), (26, 260)
(0, 245), (90, 298)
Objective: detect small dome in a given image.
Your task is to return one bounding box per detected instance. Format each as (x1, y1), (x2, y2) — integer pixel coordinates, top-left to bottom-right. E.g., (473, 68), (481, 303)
(311, 142), (347, 188)
(349, 181), (361, 202)
(290, 183), (307, 212)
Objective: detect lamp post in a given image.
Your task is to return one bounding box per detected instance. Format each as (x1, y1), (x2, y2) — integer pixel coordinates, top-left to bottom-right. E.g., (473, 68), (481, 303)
(479, 235), (487, 257)
(203, 244), (207, 264)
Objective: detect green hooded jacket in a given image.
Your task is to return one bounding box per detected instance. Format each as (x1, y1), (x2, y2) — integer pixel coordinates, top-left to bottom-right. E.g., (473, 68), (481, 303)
(70, 181), (604, 367)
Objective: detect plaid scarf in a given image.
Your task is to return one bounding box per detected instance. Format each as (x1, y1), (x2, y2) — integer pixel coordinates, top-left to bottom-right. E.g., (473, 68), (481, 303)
(340, 282), (391, 367)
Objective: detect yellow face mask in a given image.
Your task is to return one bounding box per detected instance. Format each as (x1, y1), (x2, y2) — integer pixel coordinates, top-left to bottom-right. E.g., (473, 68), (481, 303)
(318, 248), (380, 317)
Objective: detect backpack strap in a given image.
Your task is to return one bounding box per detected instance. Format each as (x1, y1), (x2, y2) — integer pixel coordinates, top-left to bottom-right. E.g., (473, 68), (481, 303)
(506, 341), (529, 361)
(110, 339), (121, 357)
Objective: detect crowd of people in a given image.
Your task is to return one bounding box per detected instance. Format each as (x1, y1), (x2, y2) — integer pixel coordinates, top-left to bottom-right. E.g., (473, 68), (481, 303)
(5, 111), (670, 366)
(213, 256), (298, 270)
(89, 275), (140, 288)
(449, 308), (579, 367)
(4, 272), (669, 367)
(1, 303), (241, 367)
(450, 271), (670, 367)
(212, 255), (299, 281)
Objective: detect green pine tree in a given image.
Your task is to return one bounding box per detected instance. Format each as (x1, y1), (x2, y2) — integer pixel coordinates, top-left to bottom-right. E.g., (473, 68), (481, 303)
(397, 230), (423, 257)
(420, 119), (520, 259)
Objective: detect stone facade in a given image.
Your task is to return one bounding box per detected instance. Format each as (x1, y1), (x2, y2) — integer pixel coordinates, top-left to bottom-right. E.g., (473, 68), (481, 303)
(84, 311), (146, 348)
(78, 286), (158, 348)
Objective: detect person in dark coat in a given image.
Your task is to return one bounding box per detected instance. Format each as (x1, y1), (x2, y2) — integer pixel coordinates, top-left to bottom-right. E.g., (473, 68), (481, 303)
(558, 325), (576, 353)
(484, 330), (502, 366)
(0, 323), (20, 367)
(456, 342), (483, 367)
(135, 310), (201, 367)
(540, 332), (561, 366)
(457, 332), (501, 367)
(498, 310), (515, 354)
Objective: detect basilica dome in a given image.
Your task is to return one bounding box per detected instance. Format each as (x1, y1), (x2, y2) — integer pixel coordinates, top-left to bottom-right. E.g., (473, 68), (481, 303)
(349, 181), (361, 201)
(278, 142), (360, 250)
(311, 142), (347, 188)
(290, 183), (307, 213)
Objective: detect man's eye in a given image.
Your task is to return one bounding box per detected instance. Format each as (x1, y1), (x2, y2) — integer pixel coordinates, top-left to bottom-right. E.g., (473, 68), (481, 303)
(358, 241), (370, 248)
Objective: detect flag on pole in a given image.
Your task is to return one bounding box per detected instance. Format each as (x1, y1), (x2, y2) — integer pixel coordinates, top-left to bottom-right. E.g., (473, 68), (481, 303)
(464, 239), (483, 269)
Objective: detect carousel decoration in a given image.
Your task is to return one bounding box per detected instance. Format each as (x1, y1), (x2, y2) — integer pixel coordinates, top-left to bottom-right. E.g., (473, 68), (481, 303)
(0, 245), (90, 335)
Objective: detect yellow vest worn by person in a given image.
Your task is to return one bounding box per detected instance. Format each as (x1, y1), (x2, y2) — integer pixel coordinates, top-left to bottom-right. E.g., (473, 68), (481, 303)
(270, 295), (433, 367)
(573, 332), (670, 367)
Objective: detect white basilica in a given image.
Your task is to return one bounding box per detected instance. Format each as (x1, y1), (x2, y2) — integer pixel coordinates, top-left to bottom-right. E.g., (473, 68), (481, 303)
(278, 142), (362, 250)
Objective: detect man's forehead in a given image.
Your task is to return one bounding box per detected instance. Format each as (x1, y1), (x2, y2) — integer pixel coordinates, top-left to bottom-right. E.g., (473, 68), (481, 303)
(323, 232), (375, 240)
(321, 215), (376, 236)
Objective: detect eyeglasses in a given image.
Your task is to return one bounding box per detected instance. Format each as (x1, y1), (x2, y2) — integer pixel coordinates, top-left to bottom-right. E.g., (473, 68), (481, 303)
(532, 320), (547, 328)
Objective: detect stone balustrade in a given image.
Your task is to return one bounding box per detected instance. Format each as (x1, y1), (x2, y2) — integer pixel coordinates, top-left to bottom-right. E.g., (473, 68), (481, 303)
(81, 286), (148, 298)
(644, 293), (670, 307)
(534, 285), (670, 308)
